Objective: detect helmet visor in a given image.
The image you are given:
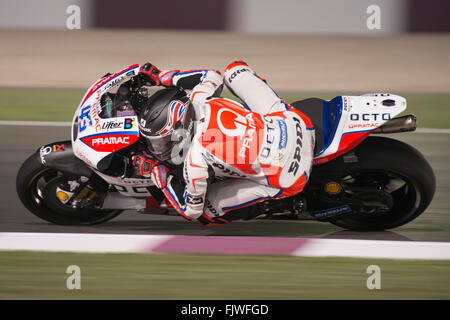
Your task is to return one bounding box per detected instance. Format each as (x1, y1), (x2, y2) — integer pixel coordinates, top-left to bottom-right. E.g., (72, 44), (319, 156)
(143, 130), (179, 161)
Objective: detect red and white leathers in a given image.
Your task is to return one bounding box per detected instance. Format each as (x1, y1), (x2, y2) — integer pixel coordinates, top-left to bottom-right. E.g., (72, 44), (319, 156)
(152, 62), (315, 224)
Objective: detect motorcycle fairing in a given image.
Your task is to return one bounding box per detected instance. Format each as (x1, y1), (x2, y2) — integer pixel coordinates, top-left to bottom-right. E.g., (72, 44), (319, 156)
(94, 170), (156, 197)
(293, 93), (406, 165)
(38, 140), (93, 177)
(71, 64), (141, 169)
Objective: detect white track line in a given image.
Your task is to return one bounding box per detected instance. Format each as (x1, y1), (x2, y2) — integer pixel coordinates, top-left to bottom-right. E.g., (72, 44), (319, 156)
(293, 238), (450, 260)
(1, 232), (450, 260)
(0, 120), (449, 133)
(0, 232), (171, 253)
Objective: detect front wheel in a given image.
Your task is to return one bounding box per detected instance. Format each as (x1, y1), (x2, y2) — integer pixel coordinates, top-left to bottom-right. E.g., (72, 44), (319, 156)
(16, 152), (123, 225)
(327, 136), (436, 231)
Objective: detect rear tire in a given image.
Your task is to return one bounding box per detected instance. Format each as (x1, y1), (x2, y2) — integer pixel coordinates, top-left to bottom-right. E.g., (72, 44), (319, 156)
(16, 151), (123, 225)
(328, 136), (435, 231)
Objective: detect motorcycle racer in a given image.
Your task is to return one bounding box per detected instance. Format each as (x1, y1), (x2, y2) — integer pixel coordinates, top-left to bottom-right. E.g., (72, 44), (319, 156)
(18, 59), (435, 230)
(137, 61), (315, 225)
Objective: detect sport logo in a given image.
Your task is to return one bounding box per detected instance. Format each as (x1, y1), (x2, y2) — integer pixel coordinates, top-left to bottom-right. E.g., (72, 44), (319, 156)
(53, 144), (65, 152)
(102, 121), (122, 131)
(101, 118), (134, 131)
(92, 136), (129, 146)
(38, 144), (65, 164)
(158, 101), (188, 135)
(204, 152), (246, 177)
(81, 133), (139, 152)
(117, 110), (135, 117)
(227, 67), (250, 83)
(288, 117), (303, 176)
(39, 146), (52, 164)
(186, 194), (204, 205)
(78, 105), (92, 132)
(278, 119), (288, 149)
(124, 118), (134, 129)
(217, 108), (248, 139)
(238, 113), (256, 158)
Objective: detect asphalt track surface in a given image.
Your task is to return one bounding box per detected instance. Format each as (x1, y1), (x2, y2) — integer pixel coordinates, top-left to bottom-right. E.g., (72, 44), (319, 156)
(1, 124), (449, 242)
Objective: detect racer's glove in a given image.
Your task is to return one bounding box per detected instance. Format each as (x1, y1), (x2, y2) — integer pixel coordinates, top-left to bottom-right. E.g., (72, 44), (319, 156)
(150, 165), (170, 189)
(138, 62), (161, 86)
(132, 154), (158, 177)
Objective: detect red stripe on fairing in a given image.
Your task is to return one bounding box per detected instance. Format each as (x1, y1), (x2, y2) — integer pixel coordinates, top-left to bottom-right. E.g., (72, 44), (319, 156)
(81, 64), (139, 105)
(313, 130), (372, 165)
(150, 236), (311, 255)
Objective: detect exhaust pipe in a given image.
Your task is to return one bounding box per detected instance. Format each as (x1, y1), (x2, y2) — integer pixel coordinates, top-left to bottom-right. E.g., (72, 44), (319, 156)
(373, 114), (417, 134)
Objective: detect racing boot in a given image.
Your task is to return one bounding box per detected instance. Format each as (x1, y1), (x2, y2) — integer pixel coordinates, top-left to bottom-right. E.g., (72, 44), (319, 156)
(256, 194), (307, 220)
(220, 194), (307, 222)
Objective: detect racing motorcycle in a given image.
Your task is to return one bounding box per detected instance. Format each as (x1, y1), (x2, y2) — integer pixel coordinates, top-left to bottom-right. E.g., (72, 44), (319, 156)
(16, 65), (436, 230)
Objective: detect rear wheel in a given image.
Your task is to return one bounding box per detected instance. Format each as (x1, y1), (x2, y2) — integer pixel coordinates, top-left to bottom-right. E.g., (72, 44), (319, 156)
(328, 136), (435, 230)
(16, 152), (123, 225)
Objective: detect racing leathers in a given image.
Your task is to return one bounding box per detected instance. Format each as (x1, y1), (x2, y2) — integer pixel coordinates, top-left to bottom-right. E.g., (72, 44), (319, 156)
(150, 61), (315, 225)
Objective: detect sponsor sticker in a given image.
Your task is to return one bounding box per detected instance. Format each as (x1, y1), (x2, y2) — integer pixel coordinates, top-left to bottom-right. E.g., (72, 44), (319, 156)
(100, 118), (135, 131)
(277, 119), (287, 149)
(38, 143), (65, 164)
(53, 144), (65, 152)
(309, 205), (351, 219)
(227, 67), (250, 83)
(324, 182), (342, 195)
(186, 194), (204, 205)
(124, 118), (134, 129)
(78, 105), (92, 132)
(117, 110), (135, 117)
(39, 146), (52, 164)
(288, 117), (304, 176)
(102, 120), (123, 131)
(80, 132), (139, 152)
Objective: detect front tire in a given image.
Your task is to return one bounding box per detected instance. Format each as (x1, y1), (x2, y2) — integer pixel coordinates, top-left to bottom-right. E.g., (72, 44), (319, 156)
(16, 151), (123, 225)
(328, 136), (436, 231)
